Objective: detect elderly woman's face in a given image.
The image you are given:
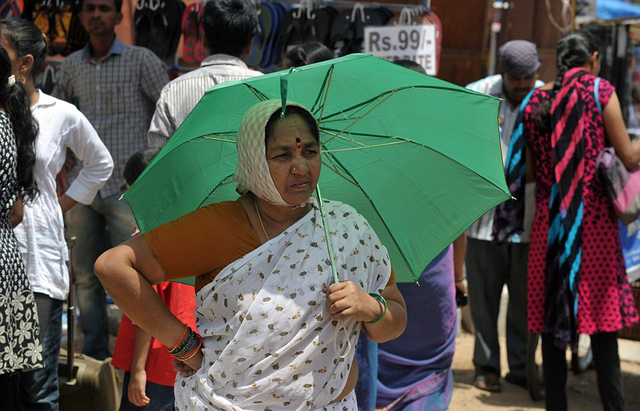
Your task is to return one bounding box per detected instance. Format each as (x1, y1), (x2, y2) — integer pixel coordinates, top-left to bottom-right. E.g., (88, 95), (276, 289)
(266, 113), (321, 205)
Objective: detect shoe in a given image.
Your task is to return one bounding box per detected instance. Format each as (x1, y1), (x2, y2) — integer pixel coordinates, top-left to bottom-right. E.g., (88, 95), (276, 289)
(474, 371), (502, 393)
(504, 372), (527, 389)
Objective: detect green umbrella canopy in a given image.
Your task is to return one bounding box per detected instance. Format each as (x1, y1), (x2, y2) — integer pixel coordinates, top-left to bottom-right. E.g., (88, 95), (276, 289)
(124, 54), (509, 283)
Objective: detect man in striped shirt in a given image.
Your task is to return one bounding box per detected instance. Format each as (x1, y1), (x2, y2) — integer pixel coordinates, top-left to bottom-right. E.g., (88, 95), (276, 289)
(147, 0), (262, 148)
(464, 40), (544, 393)
(52, 0), (169, 360)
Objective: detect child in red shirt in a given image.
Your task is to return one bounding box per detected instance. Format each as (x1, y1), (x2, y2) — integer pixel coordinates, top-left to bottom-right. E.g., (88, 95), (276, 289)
(111, 148), (197, 410)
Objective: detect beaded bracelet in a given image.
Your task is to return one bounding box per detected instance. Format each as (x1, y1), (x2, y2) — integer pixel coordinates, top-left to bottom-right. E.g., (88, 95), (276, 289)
(179, 335), (203, 361)
(171, 331), (198, 357)
(169, 326), (196, 356)
(365, 293), (388, 324)
(169, 326), (203, 361)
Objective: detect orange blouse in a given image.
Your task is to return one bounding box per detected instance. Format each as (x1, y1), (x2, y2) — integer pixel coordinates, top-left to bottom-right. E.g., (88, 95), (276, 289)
(146, 201), (395, 293)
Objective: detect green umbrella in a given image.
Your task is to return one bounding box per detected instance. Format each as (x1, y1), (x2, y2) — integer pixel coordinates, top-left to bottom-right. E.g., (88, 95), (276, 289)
(124, 54), (510, 283)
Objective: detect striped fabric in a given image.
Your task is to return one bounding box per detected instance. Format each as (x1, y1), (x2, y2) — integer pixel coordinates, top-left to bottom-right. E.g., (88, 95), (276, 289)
(465, 75), (544, 241)
(492, 89), (535, 243)
(52, 36), (169, 198)
(147, 54), (262, 148)
(546, 67), (588, 348)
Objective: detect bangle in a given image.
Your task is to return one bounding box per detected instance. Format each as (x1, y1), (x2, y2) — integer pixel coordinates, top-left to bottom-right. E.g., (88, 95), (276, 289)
(179, 335), (203, 362)
(169, 324), (189, 352)
(455, 278), (465, 283)
(365, 293), (387, 324)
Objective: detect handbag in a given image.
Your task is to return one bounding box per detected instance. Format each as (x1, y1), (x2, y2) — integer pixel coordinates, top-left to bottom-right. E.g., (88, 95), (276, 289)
(596, 147), (640, 225)
(593, 77), (640, 225)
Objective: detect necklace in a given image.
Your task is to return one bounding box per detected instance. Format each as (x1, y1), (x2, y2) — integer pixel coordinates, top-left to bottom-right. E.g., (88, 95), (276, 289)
(253, 196), (270, 241)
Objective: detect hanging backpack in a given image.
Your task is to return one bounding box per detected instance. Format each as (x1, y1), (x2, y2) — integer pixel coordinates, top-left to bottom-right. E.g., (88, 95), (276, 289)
(135, 0), (186, 60)
(330, 4), (391, 57)
(32, 0), (86, 57)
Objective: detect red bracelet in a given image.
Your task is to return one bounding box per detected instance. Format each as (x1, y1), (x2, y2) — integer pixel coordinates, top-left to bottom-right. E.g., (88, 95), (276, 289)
(169, 324), (189, 352)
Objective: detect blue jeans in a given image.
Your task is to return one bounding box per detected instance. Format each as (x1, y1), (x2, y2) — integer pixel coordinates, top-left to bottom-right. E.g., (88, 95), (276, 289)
(19, 293), (63, 411)
(65, 192), (136, 360)
(119, 372), (175, 411)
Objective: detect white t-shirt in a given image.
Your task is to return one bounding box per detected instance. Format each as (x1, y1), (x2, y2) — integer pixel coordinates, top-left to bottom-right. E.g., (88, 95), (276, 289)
(13, 91), (113, 300)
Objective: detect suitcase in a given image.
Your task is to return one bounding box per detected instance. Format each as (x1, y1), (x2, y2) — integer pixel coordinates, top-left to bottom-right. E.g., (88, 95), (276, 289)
(59, 233), (120, 411)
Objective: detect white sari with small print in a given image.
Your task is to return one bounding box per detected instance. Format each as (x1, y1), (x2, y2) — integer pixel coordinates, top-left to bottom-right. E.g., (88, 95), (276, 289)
(174, 199), (391, 411)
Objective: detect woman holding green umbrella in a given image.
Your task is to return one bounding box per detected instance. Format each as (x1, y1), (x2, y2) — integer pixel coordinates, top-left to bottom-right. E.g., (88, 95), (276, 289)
(95, 99), (407, 410)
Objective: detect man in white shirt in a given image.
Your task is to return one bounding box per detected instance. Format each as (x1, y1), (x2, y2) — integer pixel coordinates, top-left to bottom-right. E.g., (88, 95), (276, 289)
(147, 0), (262, 148)
(465, 40), (544, 393)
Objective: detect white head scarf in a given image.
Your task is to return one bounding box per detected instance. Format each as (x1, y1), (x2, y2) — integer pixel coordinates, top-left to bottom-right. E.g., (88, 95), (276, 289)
(233, 99), (319, 206)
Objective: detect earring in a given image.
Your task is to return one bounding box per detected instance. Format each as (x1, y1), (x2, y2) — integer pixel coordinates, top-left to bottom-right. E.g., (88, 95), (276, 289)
(16, 74), (26, 84)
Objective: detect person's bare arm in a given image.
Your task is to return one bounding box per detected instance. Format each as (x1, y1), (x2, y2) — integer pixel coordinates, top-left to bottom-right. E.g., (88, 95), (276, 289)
(59, 194), (79, 214)
(453, 234), (467, 296)
(94, 236), (203, 370)
(604, 91), (640, 170)
(128, 326), (152, 407)
(10, 199), (23, 228)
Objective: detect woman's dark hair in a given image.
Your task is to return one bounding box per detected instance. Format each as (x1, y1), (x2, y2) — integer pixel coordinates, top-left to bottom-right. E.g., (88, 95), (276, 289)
(553, 29), (600, 90)
(0, 18), (48, 77)
(80, 0), (123, 13)
(534, 29), (600, 131)
(202, 0), (258, 57)
(265, 106), (320, 145)
(285, 42), (333, 67)
(124, 147), (161, 186)
(394, 59), (427, 75)
(0, 47), (38, 202)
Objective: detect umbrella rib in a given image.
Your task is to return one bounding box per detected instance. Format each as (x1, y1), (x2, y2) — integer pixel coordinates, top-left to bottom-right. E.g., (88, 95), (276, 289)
(331, 133), (510, 197)
(197, 174), (235, 209)
(324, 151), (419, 282)
(311, 66), (333, 114)
(321, 153), (359, 187)
(323, 141), (406, 153)
(243, 84), (269, 101)
(201, 136), (236, 143)
(316, 66), (334, 125)
(321, 85), (468, 122)
(335, 91), (397, 137)
(321, 128), (368, 147)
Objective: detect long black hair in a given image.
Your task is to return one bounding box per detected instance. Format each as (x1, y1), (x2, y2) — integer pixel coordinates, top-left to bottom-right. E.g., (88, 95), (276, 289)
(535, 29), (600, 131)
(0, 18), (48, 78)
(284, 42), (333, 68)
(0, 46), (38, 202)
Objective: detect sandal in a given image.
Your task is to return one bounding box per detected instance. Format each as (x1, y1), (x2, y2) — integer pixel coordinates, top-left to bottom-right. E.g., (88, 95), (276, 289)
(474, 372), (502, 393)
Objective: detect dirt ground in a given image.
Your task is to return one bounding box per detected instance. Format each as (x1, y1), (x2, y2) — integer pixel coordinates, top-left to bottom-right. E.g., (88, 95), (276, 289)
(86, 308), (640, 410)
(449, 332), (640, 410)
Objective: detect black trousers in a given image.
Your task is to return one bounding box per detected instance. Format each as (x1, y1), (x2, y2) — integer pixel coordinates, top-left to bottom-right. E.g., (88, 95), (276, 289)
(0, 372), (20, 411)
(542, 332), (624, 411)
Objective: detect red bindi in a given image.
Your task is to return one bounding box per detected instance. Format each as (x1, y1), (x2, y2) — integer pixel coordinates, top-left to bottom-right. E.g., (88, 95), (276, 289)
(296, 137), (301, 150)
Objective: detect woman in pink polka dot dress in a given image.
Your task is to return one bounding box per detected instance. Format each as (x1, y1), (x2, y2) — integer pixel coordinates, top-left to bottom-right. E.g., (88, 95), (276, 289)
(523, 30), (639, 411)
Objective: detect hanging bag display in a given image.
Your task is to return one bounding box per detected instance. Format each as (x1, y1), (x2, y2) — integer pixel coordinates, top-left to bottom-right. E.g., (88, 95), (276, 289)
(0, 0), (22, 19)
(32, 0), (86, 57)
(595, 77), (640, 225)
(135, 0), (186, 60)
(329, 3), (391, 57)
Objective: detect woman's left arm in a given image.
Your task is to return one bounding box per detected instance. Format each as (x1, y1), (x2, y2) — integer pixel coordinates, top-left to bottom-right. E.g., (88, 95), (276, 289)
(325, 281), (407, 343)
